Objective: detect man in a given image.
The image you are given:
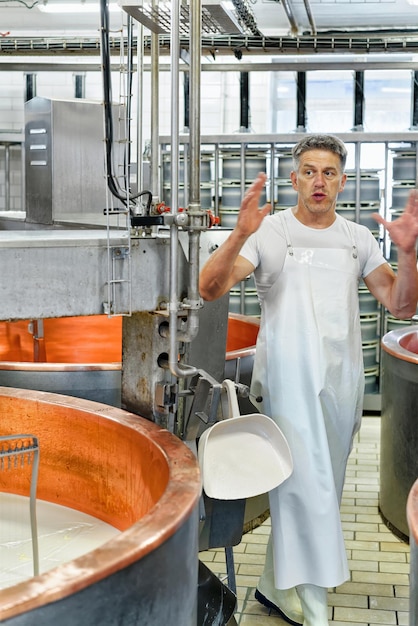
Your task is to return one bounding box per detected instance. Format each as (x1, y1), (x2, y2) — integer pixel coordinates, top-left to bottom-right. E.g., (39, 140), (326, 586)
(199, 134), (418, 626)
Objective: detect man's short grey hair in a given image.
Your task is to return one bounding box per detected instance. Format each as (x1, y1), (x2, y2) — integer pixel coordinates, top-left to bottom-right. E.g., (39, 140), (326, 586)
(292, 134), (347, 172)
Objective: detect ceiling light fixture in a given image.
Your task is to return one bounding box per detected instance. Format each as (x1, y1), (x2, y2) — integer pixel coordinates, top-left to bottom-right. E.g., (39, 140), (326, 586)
(38, 2), (121, 14)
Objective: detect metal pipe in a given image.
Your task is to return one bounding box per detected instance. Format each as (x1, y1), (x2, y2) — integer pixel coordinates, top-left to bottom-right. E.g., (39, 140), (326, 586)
(183, 71), (190, 130)
(168, 0), (199, 378)
(189, 0), (201, 209)
(353, 70), (365, 130)
(168, 0), (181, 375)
(302, 0), (317, 36)
(240, 72), (250, 130)
(136, 22), (144, 190)
(4, 144), (10, 211)
(354, 141), (361, 224)
(280, 0), (299, 36)
(150, 0), (160, 201)
(296, 71), (307, 131)
(126, 15), (134, 190)
(184, 0), (203, 342)
(411, 70), (418, 129)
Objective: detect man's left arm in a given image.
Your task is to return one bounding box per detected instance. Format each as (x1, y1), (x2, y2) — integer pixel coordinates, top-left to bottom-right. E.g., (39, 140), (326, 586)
(366, 189), (418, 319)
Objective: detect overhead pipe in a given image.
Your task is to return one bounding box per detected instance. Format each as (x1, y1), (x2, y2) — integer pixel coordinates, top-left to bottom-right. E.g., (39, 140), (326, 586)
(280, 0), (299, 36)
(276, 0), (315, 37)
(302, 0), (317, 36)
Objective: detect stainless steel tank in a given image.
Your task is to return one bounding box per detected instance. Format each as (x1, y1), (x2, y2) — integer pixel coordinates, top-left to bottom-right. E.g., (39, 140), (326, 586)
(380, 326), (418, 539)
(407, 479), (418, 623)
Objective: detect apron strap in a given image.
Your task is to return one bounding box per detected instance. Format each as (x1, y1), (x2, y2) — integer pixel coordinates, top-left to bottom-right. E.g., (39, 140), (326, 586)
(342, 217), (359, 260)
(280, 210), (360, 263)
(279, 211), (294, 256)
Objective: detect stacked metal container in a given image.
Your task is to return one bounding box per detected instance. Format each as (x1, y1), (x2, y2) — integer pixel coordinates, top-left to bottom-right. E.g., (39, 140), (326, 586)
(219, 147), (268, 227)
(338, 166), (382, 394)
(161, 148), (213, 210)
(386, 146), (418, 333)
(275, 150), (296, 210)
(220, 147), (269, 318)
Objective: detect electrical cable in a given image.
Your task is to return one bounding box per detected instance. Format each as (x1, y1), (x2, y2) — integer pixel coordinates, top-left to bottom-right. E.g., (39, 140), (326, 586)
(0, 0), (38, 7)
(100, 0), (152, 209)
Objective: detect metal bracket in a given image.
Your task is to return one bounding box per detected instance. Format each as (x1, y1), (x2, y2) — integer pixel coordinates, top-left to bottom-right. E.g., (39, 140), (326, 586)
(155, 381), (179, 413)
(182, 369), (223, 441)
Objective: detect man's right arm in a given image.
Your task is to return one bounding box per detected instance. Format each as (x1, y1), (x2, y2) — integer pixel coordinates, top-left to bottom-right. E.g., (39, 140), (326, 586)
(199, 172), (271, 302)
(199, 232), (256, 301)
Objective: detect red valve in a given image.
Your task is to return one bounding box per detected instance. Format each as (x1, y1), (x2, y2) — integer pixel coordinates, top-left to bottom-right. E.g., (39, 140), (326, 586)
(155, 202), (170, 214)
(156, 204), (219, 228)
(206, 210), (220, 228)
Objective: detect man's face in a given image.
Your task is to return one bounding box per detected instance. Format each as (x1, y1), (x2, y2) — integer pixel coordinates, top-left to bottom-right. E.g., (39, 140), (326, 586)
(290, 149), (347, 218)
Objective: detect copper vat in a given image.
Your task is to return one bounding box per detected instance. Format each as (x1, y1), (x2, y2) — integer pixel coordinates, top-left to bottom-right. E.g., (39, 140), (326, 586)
(0, 387), (201, 625)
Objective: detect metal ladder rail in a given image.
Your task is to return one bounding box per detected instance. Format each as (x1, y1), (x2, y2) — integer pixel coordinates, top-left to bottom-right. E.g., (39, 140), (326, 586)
(0, 434), (40, 576)
(102, 8), (133, 318)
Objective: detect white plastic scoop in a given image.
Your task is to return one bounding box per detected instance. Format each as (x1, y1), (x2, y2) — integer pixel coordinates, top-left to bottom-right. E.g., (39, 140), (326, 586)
(198, 379), (293, 500)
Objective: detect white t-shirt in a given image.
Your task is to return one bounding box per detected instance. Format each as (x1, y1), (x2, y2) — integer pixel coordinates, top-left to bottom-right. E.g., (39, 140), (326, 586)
(239, 208), (388, 301)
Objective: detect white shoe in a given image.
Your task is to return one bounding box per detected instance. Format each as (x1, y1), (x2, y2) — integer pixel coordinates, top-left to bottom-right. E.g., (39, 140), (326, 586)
(296, 584), (329, 626)
(255, 587), (303, 626)
(256, 532), (304, 625)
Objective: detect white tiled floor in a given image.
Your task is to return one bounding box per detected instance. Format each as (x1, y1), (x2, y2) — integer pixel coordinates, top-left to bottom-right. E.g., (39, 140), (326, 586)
(200, 416), (411, 625)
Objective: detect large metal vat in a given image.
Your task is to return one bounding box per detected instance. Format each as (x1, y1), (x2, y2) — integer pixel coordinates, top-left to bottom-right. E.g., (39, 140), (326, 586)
(224, 314), (269, 531)
(224, 313), (259, 416)
(407, 479), (418, 623)
(0, 313), (260, 411)
(0, 316), (122, 407)
(380, 326), (418, 539)
(0, 387), (201, 625)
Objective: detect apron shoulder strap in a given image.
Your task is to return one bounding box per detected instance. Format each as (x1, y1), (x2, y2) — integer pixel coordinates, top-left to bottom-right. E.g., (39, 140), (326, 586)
(279, 210), (294, 257)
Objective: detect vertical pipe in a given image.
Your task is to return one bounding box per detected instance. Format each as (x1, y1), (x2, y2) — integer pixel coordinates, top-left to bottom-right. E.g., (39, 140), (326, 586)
(296, 71), (306, 131)
(168, 0), (199, 378)
(169, 0), (183, 375)
(353, 71), (364, 131)
(189, 0), (201, 209)
(74, 73), (86, 99)
(4, 144), (10, 211)
(25, 73), (37, 102)
(183, 72), (190, 131)
(240, 72), (250, 131)
(170, 0), (180, 217)
(188, 0), (202, 316)
(150, 0), (160, 201)
(354, 140), (361, 223)
(136, 22), (144, 191)
(411, 70), (418, 130)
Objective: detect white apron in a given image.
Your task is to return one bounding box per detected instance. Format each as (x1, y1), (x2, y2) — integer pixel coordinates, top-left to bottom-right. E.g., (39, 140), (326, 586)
(251, 211), (364, 589)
